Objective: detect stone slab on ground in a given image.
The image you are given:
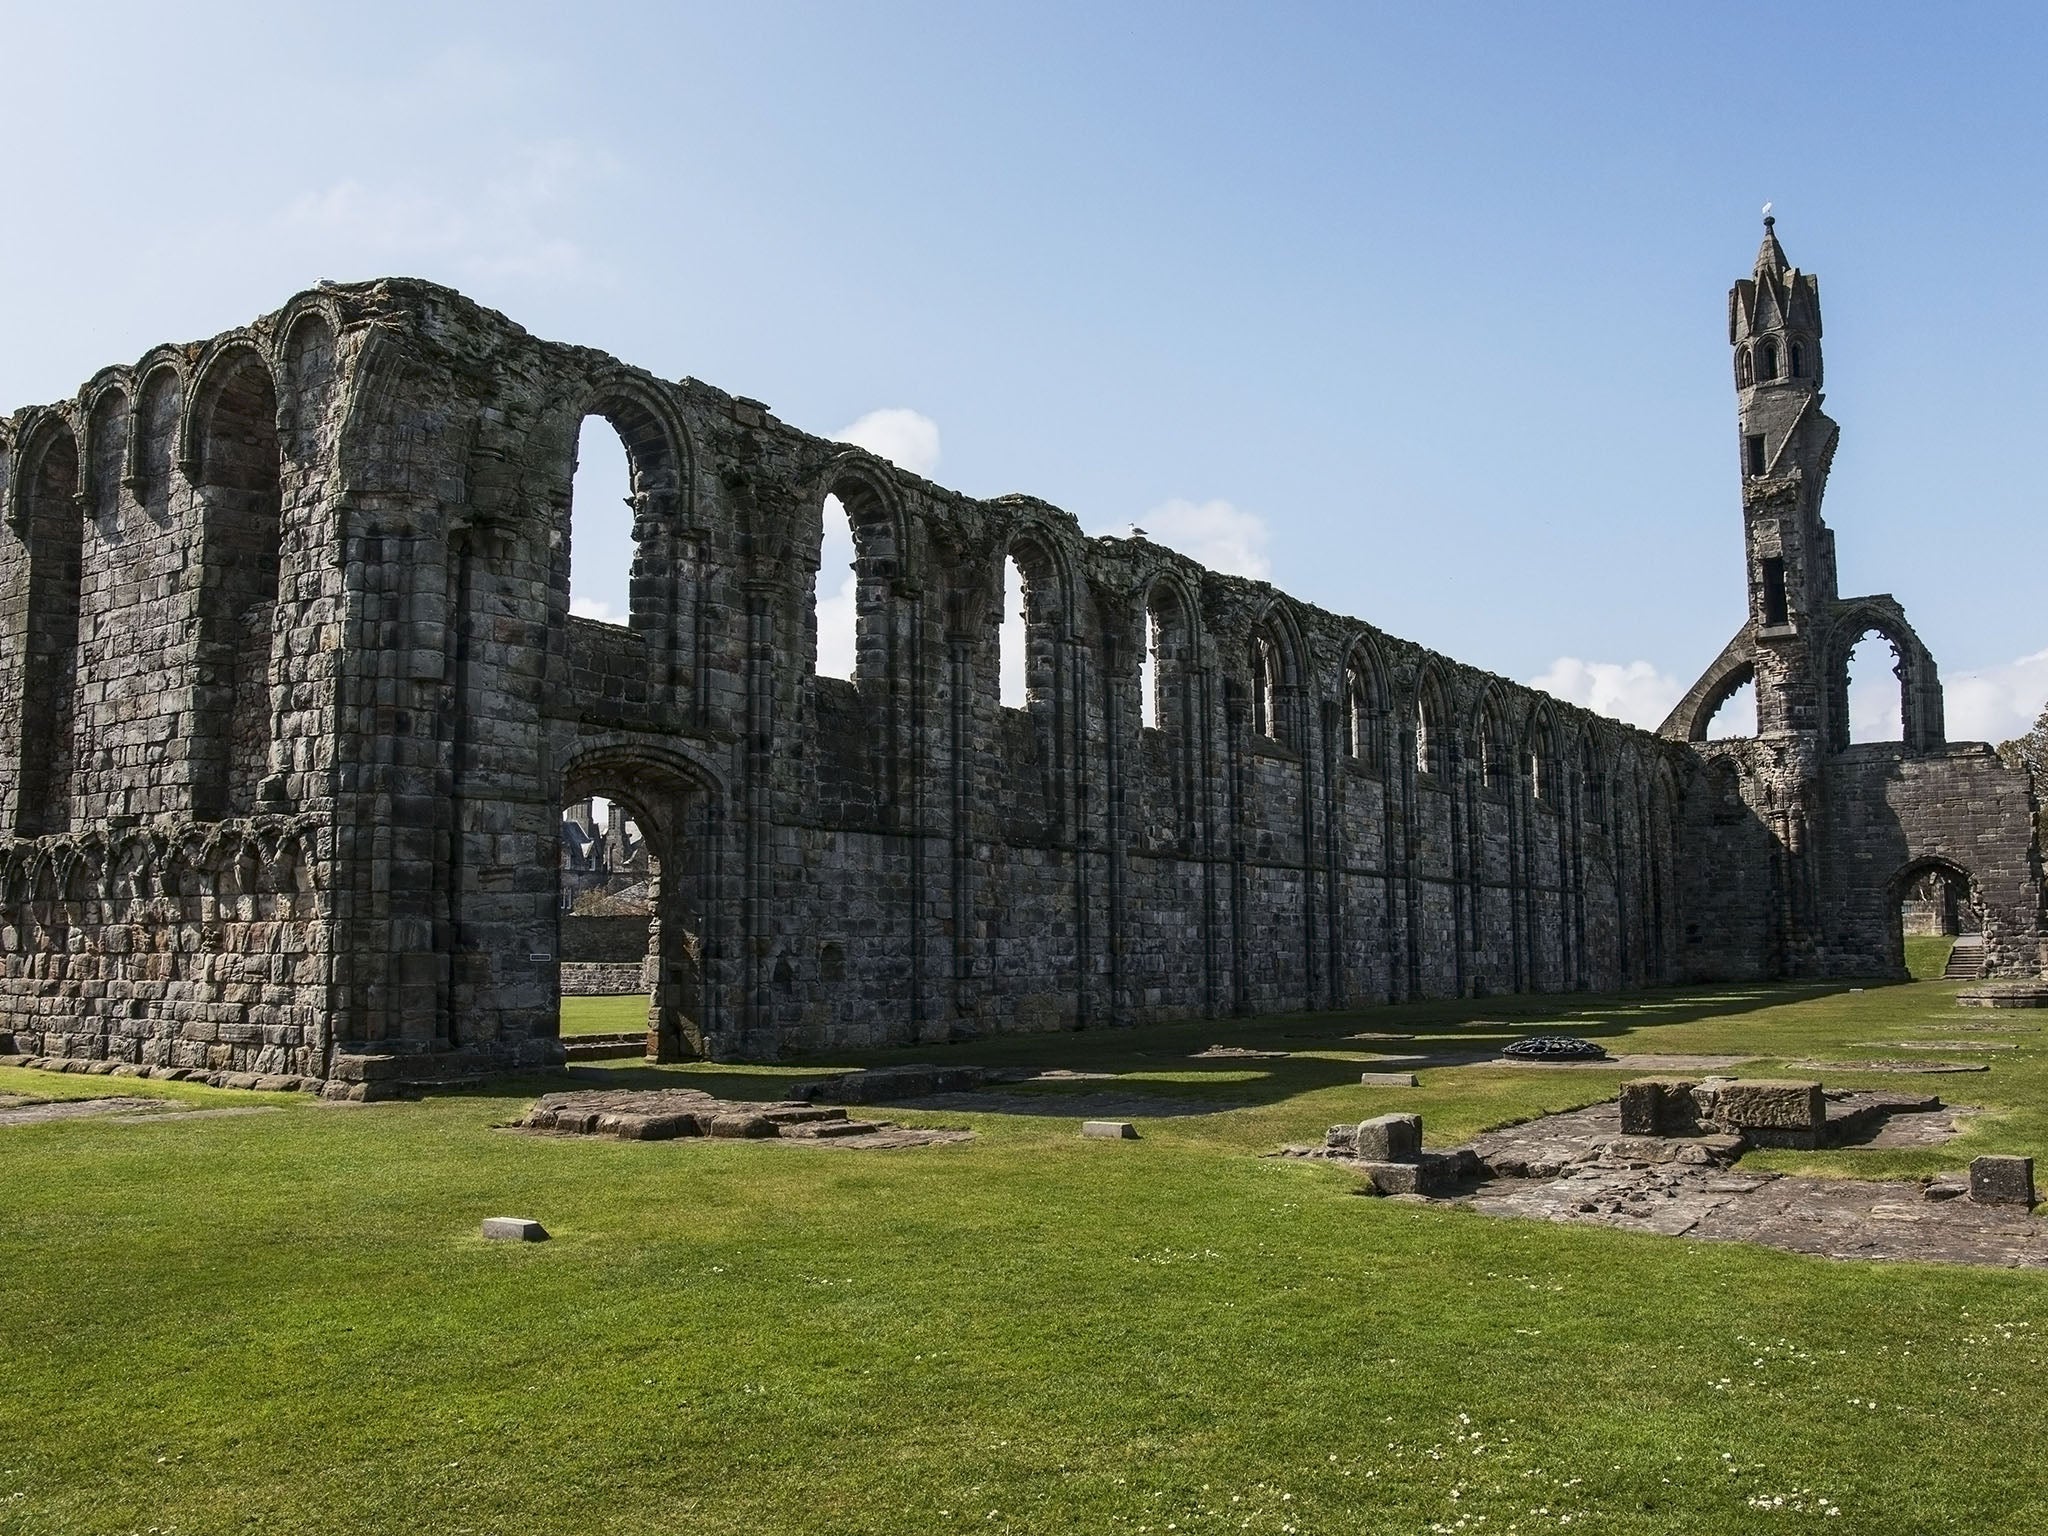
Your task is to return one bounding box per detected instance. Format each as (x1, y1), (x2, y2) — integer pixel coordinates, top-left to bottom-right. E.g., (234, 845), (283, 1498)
(1956, 982), (2048, 1009)
(482, 1217), (549, 1242)
(1358, 1071), (1419, 1086)
(0, 1096), (282, 1129)
(516, 1088), (970, 1150)
(1433, 1099), (2042, 1268)
(1190, 1046), (1289, 1060)
(791, 1063), (1036, 1104)
(1791, 1059), (1990, 1074)
(1080, 1120), (1138, 1139)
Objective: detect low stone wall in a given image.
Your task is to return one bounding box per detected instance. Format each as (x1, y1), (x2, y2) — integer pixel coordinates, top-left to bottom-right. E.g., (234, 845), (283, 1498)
(560, 914), (649, 963)
(560, 962), (646, 996)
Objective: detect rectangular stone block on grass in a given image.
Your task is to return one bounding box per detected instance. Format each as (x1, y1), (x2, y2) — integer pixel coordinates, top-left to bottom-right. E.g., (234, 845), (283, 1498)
(1359, 1071), (1419, 1087)
(1355, 1113), (1422, 1163)
(1618, 1077), (1700, 1135)
(1081, 1120), (1138, 1140)
(1969, 1155), (2036, 1207)
(482, 1217), (549, 1242)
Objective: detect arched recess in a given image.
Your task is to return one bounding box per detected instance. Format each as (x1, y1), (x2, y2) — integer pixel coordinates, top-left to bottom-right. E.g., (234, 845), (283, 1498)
(127, 362), (185, 511)
(806, 457), (912, 696)
(1885, 855), (1982, 979)
(562, 382), (689, 636)
(559, 743), (721, 1061)
(1473, 687), (1513, 793)
(1578, 731), (1608, 830)
(1246, 601), (1304, 750)
(1413, 663), (1451, 779)
(993, 518), (1073, 721)
(1340, 636), (1387, 771)
(1826, 605), (1943, 753)
(186, 344), (283, 820)
(11, 414), (82, 835)
(1523, 705), (1560, 807)
(1136, 571), (1200, 831)
(1646, 759), (1681, 980)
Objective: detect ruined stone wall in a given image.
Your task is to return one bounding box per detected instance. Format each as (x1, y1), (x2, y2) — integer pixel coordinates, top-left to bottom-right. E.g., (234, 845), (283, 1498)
(0, 280), (1697, 1076)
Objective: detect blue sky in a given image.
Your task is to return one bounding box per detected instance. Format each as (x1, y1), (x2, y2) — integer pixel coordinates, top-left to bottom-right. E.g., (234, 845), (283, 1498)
(3, 2), (2043, 738)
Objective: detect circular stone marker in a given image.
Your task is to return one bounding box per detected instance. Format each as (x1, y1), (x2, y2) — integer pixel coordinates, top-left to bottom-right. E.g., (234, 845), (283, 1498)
(1500, 1035), (1608, 1062)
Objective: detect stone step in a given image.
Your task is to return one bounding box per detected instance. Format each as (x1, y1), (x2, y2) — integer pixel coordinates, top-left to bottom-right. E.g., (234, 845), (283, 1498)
(794, 1119), (884, 1138)
(763, 1105), (849, 1125)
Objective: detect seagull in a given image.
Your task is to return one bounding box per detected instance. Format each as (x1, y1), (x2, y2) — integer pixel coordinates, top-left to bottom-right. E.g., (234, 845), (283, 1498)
(1128, 524), (1148, 540)
(1762, 200), (1773, 217)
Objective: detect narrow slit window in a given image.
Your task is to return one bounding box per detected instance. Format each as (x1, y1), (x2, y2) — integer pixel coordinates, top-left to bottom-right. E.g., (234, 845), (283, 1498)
(1745, 434), (1767, 477)
(1760, 556), (1788, 626)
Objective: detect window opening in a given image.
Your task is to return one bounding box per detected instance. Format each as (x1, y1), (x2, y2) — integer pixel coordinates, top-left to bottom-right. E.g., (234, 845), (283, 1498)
(998, 555), (1026, 709)
(568, 416), (634, 627)
(1139, 608), (1160, 729)
(814, 495), (858, 680)
(1845, 631), (1907, 744)
(1790, 342), (1805, 378)
(1760, 556), (1788, 626)
(1705, 677), (1757, 739)
(1759, 339), (1779, 380)
(1745, 434), (1767, 477)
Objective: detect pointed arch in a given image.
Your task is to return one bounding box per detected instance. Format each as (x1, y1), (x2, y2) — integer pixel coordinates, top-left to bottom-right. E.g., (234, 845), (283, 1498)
(1412, 660), (1451, 779)
(1339, 633), (1388, 771)
(11, 411), (83, 836)
(1522, 702), (1561, 806)
(1472, 684), (1513, 793)
(1247, 599), (1305, 750)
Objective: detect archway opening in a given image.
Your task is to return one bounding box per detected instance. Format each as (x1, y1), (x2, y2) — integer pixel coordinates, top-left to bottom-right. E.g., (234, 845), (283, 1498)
(555, 769), (706, 1062)
(1704, 677), (1757, 739)
(1899, 863), (1982, 980)
(568, 415), (635, 627)
(1844, 630), (1906, 745)
(1138, 605), (1160, 730)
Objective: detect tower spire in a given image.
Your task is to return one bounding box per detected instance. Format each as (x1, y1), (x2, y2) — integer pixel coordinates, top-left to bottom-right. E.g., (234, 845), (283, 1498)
(1755, 210), (1790, 278)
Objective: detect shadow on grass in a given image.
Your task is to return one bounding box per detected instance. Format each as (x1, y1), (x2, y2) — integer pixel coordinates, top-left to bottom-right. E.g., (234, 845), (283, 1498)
(434, 978), (1867, 1118)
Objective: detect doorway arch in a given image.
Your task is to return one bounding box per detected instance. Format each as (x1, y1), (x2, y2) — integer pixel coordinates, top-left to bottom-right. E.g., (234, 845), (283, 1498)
(1886, 856), (1983, 980)
(558, 744), (722, 1061)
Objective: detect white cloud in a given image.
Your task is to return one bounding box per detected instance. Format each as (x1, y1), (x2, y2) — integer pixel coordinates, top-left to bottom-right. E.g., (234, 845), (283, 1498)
(1127, 497), (1272, 580)
(1944, 647), (2048, 744)
(1527, 657), (1685, 731)
(834, 408), (941, 477)
(568, 596), (625, 625)
(277, 139), (617, 286)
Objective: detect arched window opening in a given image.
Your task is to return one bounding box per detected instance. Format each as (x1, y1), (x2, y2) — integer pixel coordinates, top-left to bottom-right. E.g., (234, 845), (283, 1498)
(191, 352), (282, 820)
(1342, 656), (1380, 767)
(1759, 338), (1779, 381)
(568, 415), (634, 628)
(1526, 718), (1558, 805)
(1705, 677), (1757, 739)
(1479, 704), (1511, 792)
(14, 423), (82, 836)
(1139, 606), (1160, 730)
(1250, 632), (1278, 739)
(1581, 742), (1606, 826)
(1737, 348), (1754, 388)
(1789, 341), (1805, 379)
(998, 555), (1027, 709)
(1709, 759), (1746, 823)
(814, 494), (859, 681)
(1415, 685), (1446, 779)
(1845, 630), (1907, 745)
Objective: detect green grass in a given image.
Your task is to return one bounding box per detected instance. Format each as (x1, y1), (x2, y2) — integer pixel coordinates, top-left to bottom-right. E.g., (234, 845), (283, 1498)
(1905, 934), (1958, 981)
(560, 992), (652, 1036)
(4, 978), (2046, 1534)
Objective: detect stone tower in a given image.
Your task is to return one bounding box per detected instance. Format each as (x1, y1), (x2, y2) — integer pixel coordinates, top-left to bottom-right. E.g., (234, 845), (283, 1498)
(1731, 215), (1838, 739)
(1663, 218), (2039, 981)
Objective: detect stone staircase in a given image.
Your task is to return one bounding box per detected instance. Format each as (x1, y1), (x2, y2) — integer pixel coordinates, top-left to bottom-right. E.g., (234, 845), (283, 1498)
(1943, 935), (1988, 980)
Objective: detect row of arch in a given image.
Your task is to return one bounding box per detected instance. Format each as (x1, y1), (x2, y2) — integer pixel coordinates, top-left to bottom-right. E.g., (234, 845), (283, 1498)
(1735, 332), (1814, 388)
(0, 816), (322, 912)
(0, 300), (341, 836)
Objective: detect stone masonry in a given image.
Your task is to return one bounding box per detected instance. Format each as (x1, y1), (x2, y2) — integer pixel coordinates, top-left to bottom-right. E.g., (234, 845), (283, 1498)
(0, 223), (2036, 1083)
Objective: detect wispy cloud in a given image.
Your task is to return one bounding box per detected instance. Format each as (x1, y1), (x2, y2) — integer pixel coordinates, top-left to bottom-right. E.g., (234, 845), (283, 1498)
(1943, 646), (2048, 744)
(1527, 657), (1686, 731)
(834, 408), (942, 477)
(1125, 497), (1272, 580)
(277, 139), (619, 286)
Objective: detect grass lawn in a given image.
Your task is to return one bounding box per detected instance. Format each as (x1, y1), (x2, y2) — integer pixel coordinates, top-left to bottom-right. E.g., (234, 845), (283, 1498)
(560, 993), (653, 1036)
(1904, 934), (1958, 981)
(4, 978), (2045, 1534)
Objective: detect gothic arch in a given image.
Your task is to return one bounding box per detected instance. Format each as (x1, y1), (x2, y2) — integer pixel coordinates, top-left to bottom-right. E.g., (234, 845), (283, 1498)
(1825, 602), (1944, 752)
(1338, 632), (1389, 769)
(1471, 683), (1515, 793)
(1411, 660), (1452, 779)
(1245, 598), (1306, 749)
(1675, 655), (1757, 742)
(10, 411), (82, 837)
(1522, 702), (1561, 806)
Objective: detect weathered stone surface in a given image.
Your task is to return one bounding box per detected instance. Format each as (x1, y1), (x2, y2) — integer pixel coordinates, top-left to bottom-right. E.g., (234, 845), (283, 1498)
(1700, 1079), (1825, 1147)
(1080, 1120), (1138, 1140)
(1618, 1077), (1700, 1135)
(516, 1087), (969, 1150)
(1354, 1112), (1422, 1163)
(1358, 1071), (1419, 1087)
(1969, 1155), (2036, 1207)
(481, 1217), (549, 1242)
(0, 232), (2037, 1084)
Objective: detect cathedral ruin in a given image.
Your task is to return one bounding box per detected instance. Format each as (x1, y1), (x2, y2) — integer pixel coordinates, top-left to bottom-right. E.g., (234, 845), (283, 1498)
(0, 221), (2037, 1088)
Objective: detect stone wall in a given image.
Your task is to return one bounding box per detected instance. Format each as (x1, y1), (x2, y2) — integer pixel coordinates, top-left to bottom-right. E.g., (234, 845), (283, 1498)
(0, 274), (2021, 1081)
(560, 962), (648, 996)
